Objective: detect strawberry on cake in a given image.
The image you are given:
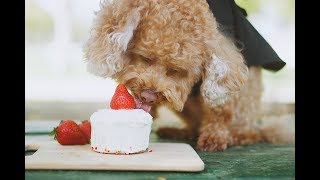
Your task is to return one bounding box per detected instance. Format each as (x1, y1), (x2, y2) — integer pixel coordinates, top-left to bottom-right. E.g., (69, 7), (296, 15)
(90, 84), (153, 154)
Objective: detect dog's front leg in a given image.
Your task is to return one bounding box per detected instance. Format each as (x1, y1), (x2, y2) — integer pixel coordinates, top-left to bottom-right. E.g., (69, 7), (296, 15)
(154, 96), (203, 141)
(196, 103), (233, 151)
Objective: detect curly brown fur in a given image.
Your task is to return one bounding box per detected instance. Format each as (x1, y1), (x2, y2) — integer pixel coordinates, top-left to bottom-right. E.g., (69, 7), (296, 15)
(83, 0), (288, 151)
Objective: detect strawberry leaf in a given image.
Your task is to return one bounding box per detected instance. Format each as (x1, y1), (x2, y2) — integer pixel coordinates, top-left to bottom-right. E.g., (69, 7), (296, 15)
(49, 127), (57, 140)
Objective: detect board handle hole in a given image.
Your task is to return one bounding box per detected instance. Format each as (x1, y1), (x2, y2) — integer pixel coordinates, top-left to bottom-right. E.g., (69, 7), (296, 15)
(25, 144), (39, 156)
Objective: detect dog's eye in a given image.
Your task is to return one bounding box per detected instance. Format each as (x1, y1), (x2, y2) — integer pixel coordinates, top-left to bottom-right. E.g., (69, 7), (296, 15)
(141, 56), (152, 63)
(166, 68), (188, 78)
(166, 68), (179, 76)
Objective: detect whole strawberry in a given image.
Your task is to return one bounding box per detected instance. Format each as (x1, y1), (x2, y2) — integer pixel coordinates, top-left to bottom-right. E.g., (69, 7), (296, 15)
(50, 120), (87, 145)
(79, 120), (91, 143)
(110, 84), (135, 109)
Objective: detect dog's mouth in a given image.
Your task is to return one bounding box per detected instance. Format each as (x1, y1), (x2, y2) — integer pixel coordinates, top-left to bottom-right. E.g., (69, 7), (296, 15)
(134, 98), (152, 113)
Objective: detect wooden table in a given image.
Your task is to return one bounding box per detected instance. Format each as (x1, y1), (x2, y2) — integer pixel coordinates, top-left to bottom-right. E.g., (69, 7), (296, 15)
(25, 120), (295, 180)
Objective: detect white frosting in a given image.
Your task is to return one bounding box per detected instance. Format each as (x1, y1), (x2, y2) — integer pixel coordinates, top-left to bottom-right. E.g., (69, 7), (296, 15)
(90, 109), (153, 154)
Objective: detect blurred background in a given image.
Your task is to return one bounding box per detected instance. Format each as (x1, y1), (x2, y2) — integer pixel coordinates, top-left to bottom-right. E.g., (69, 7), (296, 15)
(25, 0), (295, 126)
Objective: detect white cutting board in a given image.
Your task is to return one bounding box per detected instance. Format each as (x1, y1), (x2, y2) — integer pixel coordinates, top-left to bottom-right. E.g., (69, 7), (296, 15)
(25, 142), (205, 172)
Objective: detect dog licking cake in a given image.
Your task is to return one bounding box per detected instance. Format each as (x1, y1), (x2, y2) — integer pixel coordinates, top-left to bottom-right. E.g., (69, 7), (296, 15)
(83, 0), (290, 152)
(90, 84), (153, 154)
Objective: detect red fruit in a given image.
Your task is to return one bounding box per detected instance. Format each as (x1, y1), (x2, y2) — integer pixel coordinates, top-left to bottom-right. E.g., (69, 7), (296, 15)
(50, 120), (87, 145)
(110, 84), (135, 109)
(79, 120), (91, 143)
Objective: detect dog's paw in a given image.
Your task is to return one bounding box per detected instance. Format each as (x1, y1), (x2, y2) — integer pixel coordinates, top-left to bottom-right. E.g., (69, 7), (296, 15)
(196, 133), (228, 151)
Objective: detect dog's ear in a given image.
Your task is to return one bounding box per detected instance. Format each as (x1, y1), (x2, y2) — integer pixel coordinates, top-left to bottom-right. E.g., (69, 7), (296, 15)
(83, 0), (143, 78)
(201, 33), (249, 107)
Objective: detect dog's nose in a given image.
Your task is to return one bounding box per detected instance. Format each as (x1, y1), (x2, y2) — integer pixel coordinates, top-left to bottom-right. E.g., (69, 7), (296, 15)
(140, 89), (157, 104)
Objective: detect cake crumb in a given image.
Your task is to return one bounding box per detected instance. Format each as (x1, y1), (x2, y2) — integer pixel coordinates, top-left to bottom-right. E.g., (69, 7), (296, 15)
(115, 151), (121, 155)
(157, 176), (166, 180)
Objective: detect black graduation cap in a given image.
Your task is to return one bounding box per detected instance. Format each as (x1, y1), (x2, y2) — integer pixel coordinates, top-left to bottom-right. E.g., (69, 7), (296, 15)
(206, 0), (286, 71)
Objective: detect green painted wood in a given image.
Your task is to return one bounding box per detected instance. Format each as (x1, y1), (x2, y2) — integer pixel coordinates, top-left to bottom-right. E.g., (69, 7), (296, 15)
(25, 132), (295, 179)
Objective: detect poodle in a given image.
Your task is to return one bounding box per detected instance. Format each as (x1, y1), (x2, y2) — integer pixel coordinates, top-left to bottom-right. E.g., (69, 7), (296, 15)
(83, 0), (290, 151)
